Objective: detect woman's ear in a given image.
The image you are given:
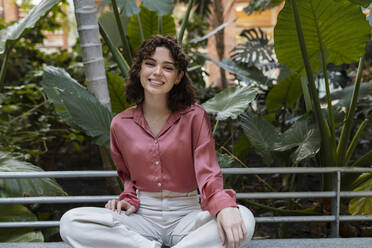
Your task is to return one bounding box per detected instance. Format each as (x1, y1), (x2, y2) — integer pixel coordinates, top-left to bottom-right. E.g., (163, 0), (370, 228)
(175, 71), (184, 85)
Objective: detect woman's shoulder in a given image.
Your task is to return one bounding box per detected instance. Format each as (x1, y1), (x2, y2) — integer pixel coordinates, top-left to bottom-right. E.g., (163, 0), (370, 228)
(180, 103), (206, 116)
(111, 105), (138, 126)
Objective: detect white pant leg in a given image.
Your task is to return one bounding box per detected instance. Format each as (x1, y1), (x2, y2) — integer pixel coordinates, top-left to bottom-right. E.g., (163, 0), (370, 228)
(60, 207), (161, 248)
(171, 205), (255, 248)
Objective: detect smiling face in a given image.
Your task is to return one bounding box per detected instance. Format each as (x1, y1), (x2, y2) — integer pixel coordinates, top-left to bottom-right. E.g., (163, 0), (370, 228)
(139, 46), (184, 99)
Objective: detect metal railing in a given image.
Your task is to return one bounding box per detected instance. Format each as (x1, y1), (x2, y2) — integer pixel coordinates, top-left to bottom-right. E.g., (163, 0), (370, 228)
(1, 167), (372, 238)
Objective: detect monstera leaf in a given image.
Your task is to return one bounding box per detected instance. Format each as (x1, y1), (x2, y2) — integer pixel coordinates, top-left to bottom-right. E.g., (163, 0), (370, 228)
(42, 66), (114, 149)
(274, 120), (321, 163)
(274, 0), (370, 75)
(128, 5), (176, 51)
(240, 113), (281, 165)
(202, 86), (257, 120)
(349, 174), (372, 215)
(266, 74), (303, 112)
(0, 151), (65, 197)
(0, 0), (59, 54)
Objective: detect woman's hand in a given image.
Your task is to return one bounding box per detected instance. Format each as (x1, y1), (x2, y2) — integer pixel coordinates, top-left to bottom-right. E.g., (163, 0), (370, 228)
(216, 207), (247, 248)
(105, 199), (137, 215)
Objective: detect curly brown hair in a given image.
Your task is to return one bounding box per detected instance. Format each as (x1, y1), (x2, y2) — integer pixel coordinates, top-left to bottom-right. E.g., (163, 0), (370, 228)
(125, 34), (198, 112)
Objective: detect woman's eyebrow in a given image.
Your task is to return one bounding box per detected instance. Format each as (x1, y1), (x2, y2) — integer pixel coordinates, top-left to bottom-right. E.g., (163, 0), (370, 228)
(144, 58), (175, 66)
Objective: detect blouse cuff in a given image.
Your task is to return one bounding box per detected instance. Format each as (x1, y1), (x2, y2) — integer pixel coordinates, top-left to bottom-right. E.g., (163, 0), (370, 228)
(119, 192), (140, 210)
(207, 189), (238, 217)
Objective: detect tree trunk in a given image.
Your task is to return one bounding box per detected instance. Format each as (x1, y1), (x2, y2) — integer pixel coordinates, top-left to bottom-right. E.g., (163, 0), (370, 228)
(212, 0), (227, 88)
(73, 0), (121, 195)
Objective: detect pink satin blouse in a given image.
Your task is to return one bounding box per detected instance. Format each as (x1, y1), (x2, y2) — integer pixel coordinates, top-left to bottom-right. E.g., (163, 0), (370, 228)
(110, 103), (237, 217)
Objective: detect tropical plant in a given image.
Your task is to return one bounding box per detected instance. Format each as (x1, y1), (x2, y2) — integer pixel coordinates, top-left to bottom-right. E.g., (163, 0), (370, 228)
(0, 151), (66, 242)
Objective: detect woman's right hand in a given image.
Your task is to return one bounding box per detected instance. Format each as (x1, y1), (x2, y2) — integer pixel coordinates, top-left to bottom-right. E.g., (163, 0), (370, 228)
(105, 199), (137, 215)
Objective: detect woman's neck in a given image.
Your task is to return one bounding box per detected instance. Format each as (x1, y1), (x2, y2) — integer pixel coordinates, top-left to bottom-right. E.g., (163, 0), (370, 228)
(142, 94), (171, 118)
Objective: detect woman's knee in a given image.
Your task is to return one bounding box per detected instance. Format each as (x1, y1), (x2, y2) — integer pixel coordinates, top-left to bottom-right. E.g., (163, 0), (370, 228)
(59, 207), (88, 240)
(238, 205), (255, 239)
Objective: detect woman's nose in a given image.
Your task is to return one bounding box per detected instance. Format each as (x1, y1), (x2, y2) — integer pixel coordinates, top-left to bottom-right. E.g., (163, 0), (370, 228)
(153, 65), (162, 75)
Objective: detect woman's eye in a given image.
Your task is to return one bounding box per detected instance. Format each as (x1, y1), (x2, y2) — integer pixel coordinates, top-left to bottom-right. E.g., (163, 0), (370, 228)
(164, 67), (174, 71)
(145, 62), (155, 66)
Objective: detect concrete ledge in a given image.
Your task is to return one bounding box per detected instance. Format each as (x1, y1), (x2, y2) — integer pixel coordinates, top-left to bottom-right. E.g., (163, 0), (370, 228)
(1, 238), (372, 248)
(247, 238), (372, 248)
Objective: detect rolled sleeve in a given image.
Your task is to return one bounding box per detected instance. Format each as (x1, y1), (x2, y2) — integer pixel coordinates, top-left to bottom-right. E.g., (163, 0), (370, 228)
(110, 122), (140, 211)
(193, 109), (238, 217)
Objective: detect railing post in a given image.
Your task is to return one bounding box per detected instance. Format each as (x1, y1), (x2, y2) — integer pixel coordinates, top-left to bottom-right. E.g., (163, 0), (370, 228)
(331, 170), (341, 237)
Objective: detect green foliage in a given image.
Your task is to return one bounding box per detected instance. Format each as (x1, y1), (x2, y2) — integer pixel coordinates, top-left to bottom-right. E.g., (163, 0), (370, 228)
(202, 86), (257, 121)
(274, 0), (370, 75)
(349, 173), (372, 215)
(128, 5), (176, 51)
(141, 0), (174, 15)
(324, 82), (372, 107)
(0, 0), (59, 54)
(42, 67), (115, 149)
(0, 151), (66, 197)
(106, 72), (132, 114)
(0, 205), (43, 242)
(266, 74), (303, 112)
(274, 120), (321, 163)
(240, 114), (281, 165)
(99, 12), (130, 49)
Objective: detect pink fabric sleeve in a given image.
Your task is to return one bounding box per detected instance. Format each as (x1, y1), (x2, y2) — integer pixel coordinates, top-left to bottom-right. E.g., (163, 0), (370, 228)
(193, 109), (238, 217)
(110, 125), (140, 210)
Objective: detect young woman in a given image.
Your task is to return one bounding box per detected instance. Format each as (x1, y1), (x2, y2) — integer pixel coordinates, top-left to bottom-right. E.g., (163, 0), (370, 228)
(60, 35), (255, 248)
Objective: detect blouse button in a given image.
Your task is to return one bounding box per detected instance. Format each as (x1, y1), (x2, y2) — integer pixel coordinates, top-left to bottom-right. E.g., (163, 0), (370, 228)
(157, 182), (162, 187)
(154, 139), (158, 144)
(155, 161), (160, 165)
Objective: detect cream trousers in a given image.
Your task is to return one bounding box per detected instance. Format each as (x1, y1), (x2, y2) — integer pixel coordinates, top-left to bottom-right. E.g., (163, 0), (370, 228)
(60, 190), (255, 248)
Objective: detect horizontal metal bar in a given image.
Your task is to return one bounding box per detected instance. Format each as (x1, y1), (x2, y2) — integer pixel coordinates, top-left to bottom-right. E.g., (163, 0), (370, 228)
(0, 221), (60, 228)
(256, 216), (336, 223)
(236, 192), (336, 199)
(339, 215), (372, 221)
(340, 191), (372, 197)
(0, 196), (117, 204)
(222, 167), (372, 174)
(0, 171), (117, 179)
(0, 167), (371, 179)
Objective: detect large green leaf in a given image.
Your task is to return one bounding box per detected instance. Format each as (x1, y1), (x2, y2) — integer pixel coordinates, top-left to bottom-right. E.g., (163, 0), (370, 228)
(99, 12), (130, 49)
(141, 0), (173, 15)
(107, 72), (132, 114)
(118, 0), (140, 16)
(322, 82), (372, 107)
(42, 66), (115, 149)
(345, 0), (372, 7)
(202, 86), (257, 120)
(240, 113), (281, 165)
(0, 204), (43, 242)
(349, 174), (372, 215)
(274, 120), (321, 163)
(0, 0), (59, 54)
(128, 5), (176, 51)
(0, 152), (65, 197)
(266, 74), (303, 112)
(274, 0), (370, 75)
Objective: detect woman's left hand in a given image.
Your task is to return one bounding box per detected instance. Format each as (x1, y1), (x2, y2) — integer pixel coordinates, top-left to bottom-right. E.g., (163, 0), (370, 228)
(216, 207), (247, 248)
